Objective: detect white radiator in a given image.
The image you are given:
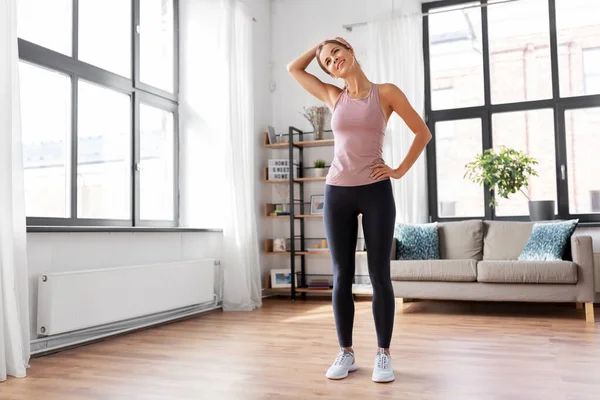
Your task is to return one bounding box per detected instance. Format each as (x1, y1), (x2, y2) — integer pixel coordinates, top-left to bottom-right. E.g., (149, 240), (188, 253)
(595, 253), (600, 293)
(37, 259), (216, 336)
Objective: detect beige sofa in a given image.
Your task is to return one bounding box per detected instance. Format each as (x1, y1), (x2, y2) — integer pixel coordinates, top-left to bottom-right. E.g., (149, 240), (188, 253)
(390, 220), (596, 323)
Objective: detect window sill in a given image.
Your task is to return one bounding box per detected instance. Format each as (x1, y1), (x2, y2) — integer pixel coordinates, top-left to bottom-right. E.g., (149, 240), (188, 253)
(26, 226), (223, 233)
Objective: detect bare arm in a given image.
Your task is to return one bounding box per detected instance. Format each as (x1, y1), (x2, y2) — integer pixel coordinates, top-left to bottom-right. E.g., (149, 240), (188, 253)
(286, 44), (341, 110)
(370, 84), (432, 180)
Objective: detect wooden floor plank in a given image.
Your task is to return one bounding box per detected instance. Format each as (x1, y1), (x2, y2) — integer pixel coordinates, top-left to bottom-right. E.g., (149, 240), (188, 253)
(0, 299), (598, 399)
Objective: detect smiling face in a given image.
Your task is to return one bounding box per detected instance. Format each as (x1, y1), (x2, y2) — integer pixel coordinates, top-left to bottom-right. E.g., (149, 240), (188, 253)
(317, 40), (355, 79)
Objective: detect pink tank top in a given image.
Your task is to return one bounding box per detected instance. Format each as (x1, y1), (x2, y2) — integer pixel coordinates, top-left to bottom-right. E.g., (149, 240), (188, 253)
(326, 83), (388, 186)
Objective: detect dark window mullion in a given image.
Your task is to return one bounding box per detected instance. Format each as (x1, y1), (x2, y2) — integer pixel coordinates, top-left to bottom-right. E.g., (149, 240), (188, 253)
(481, 0), (491, 108)
(173, 108), (180, 226)
(481, 1), (495, 219)
(423, 3), (437, 222)
(71, 77), (78, 220)
(133, 0), (140, 87)
(555, 104), (569, 218)
(133, 0), (141, 226)
(71, 0), (79, 222)
(133, 93), (141, 226)
(173, 0), (180, 97)
(73, 0), (79, 60)
(548, 0), (568, 220)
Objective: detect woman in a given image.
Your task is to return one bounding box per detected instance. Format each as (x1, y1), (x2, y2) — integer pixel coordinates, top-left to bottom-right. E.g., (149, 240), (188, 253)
(286, 38), (431, 383)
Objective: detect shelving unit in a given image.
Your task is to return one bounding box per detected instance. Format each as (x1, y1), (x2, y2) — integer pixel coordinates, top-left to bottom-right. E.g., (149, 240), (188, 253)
(263, 127), (373, 299)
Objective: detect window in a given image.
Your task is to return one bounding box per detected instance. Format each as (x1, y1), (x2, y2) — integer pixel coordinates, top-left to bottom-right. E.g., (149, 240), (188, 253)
(428, 3), (484, 110)
(565, 107), (600, 215)
(555, 0), (600, 97)
(78, 0), (131, 77)
(140, 0), (176, 92)
(582, 49), (600, 95)
(20, 62), (71, 218)
(424, 0), (600, 224)
(77, 81), (132, 220)
(17, 0), (72, 56)
(140, 104), (175, 221)
(492, 109), (556, 216)
(435, 119), (484, 218)
(487, 0), (552, 104)
(18, 0), (178, 228)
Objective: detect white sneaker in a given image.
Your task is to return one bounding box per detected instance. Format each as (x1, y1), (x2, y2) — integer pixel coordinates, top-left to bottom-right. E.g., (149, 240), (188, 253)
(372, 349), (395, 383)
(325, 349), (358, 380)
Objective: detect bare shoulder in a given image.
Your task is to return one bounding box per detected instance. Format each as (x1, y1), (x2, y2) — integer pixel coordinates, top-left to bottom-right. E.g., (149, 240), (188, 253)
(378, 83), (407, 103)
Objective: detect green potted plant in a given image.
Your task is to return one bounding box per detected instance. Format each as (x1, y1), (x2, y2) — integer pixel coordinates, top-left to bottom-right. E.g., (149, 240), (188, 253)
(314, 159), (326, 178)
(464, 146), (554, 221)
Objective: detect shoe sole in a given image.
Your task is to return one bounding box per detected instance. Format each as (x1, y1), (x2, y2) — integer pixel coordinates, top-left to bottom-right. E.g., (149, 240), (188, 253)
(325, 363), (358, 380)
(372, 374), (395, 383)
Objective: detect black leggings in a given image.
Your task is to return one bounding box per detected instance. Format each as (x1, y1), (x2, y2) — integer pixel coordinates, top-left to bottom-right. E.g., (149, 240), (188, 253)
(323, 179), (396, 349)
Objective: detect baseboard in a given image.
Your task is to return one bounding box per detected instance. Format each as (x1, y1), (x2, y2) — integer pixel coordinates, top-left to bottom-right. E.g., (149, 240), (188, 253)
(30, 300), (221, 357)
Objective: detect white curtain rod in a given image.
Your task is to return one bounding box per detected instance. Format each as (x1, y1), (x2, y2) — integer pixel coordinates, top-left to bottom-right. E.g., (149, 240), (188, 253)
(342, 0), (520, 32)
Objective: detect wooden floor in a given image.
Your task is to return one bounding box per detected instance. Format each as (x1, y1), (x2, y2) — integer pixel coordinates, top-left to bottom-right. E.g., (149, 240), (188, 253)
(1, 298), (599, 400)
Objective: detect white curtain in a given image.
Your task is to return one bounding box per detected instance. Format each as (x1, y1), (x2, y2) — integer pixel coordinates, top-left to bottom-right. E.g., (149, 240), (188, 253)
(0, 0), (31, 381)
(366, 2), (428, 224)
(220, 0), (262, 311)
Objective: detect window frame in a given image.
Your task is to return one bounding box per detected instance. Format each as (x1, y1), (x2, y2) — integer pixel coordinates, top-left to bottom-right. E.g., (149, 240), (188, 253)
(423, 0), (600, 224)
(18, 0), (180, 229)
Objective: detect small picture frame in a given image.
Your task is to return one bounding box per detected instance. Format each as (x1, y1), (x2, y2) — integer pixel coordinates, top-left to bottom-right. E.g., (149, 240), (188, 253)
(270, 269), (294, 288)
(310, 194), (325, 215)
(273, 238), (287, 252)
(267, 125), (277, 144)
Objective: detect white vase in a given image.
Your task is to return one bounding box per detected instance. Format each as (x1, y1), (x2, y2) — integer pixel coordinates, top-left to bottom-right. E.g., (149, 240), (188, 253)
(314, 168), (325, 178)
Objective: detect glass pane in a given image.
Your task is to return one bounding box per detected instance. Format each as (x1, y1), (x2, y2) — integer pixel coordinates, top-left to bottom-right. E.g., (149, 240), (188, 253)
(556, 0), (600, 97)
(435, 119), (484, 217)
(492, 109), (556, 216)
(428, 3), (484, 110)
(140, 0), (175, 92)
(140, 104), (174, 220)
(20, 62), (71, 217)
(77, 81), (131, 219)
(78, 0), (131, 77)
(17, 0), (72, 55)
(488, 0), (552, 104)
(583, 49), (600, 95)
(565, 108), (600, 214)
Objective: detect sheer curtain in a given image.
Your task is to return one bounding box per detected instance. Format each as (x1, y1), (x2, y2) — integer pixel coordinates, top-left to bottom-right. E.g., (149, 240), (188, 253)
(366, 1), (428, 224)
(220, 0), (262, 311)
(0, 0), (31, 381)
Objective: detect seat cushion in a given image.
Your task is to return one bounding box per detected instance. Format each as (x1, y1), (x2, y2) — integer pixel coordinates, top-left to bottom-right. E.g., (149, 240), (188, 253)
(391, 259), (477, 282)
(477, 260), (577, 284)
(438, 220), (483, 260)
(393, 222), (439, 260)
(483, 221), (534, 260)
(518, 219), (579, 261)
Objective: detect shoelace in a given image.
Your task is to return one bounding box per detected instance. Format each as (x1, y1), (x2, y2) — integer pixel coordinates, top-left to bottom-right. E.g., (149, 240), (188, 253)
(333, 351), (351, 366)
(376, 351), (390, 369)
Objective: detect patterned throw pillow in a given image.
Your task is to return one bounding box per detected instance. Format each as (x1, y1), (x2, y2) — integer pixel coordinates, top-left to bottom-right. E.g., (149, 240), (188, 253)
(394, 222), (440, 260)
(518, 219), (579, 261)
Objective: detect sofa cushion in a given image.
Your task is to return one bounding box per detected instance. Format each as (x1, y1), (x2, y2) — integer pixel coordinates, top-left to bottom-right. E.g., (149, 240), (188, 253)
(483, 221), (534, 260)
(438, 220), (483, 260)
(518, 219), (579, 261)
(477, 260), (577, 284)
(391, 259), (476, 282)
(394, 223), (439, 260)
